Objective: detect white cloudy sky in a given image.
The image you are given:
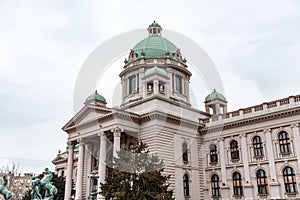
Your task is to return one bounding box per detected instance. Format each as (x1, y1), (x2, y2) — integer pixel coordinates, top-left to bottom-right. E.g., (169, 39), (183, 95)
(0, 0), (299, 173)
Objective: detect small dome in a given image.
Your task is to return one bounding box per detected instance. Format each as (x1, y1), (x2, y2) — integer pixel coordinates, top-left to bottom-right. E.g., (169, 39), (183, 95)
(205, 89), (226, 102)
(145, 66), (167, 77)
(86, 90), (106, 103)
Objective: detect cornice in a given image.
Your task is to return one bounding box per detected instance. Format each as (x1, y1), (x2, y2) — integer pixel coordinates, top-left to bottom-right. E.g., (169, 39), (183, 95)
(199, 106), (300, 134)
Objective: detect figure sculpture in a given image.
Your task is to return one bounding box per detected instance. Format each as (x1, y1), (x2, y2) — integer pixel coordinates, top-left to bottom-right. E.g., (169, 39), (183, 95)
(0, 176), (12, 200)
(31, 168), (57, 200)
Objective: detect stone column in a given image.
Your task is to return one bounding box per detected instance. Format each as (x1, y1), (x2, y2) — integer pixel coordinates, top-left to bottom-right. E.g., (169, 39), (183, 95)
(291, 124), (300, 173)
(218, 138), (227, 185)
(65, 141), (75, 200)
(219, 138), (230, 200)
(240, 134), (253, 199)
(97, 132), (107, 200)
(85, 144), (92, 198)
(75, 139), (85, 200)
(112, 127), (121, 159)
(240, 134), (251, 183)
(264, 129), (281, 199)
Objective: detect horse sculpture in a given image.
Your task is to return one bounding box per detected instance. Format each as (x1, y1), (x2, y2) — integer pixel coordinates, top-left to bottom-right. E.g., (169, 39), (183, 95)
(31, 168), (57, 200)
(0, 176), (12, 200)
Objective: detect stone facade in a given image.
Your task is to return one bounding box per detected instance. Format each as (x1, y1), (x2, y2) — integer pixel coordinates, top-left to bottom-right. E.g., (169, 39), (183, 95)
(56, 22), (300, 200)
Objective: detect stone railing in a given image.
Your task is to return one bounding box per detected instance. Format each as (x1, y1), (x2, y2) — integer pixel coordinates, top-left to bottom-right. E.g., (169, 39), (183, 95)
(206, 95), (300, 123)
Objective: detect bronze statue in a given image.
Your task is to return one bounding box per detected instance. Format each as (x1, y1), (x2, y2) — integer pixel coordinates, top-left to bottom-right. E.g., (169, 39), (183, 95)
(0, 176), (12, 200)
(31, 168), (57, 200)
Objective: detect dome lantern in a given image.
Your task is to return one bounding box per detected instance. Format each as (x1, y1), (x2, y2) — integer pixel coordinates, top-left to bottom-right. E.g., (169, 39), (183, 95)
(147, 20), (162, 36)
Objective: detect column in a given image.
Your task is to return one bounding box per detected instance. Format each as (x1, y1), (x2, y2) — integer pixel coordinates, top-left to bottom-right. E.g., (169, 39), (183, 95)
(85, 144), (92, 198)
(240, 134), (254, 199)
(264, 129), (281, 199)
(112, 127), (121, 159)
(97, 132), (107, 200)
(65, 141), (74, 200)
(218, 138), (227, 185)
(240, 134), (250, 183)
(264, 129), (277, 180)
(219, 138), (230, 199)
(75, 139), (85, 200)
(291, 124), (300, 173)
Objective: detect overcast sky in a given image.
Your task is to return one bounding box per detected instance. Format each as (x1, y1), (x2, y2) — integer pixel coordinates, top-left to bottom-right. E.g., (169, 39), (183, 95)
(0, 0), (299, 173)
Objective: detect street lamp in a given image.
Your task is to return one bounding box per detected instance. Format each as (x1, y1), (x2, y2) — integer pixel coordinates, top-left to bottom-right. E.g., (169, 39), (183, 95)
(87, 171), (99, 200)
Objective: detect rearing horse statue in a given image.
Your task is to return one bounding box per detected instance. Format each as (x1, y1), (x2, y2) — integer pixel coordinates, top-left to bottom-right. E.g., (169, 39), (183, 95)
(40, 168), (57, 200)
(0, 176), (12, 200)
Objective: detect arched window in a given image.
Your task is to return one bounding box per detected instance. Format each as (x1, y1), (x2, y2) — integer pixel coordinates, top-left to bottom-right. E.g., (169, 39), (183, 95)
(183, 174), (190, 197)
(256, 169), (268, 194)
(283, 167), (297, 193)
(253, 136), (264, 157)
(230, 140), (239, 160)
(211, 174), (220, 197)
(182, 142), (188, 164)
(210, 144), (218, 163)
(278, 131), (291, 154)
(232, 172), (243, 196)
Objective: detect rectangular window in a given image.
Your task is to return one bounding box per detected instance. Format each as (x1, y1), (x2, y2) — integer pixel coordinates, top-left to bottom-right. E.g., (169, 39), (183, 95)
(175, 75), (183, 94)
(129, 75), (136, 94)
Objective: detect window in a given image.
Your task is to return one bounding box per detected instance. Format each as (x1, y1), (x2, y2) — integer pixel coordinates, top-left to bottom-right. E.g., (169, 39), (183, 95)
(230, 140), (239, 160)
(129, 75), (137, 94)
(211, 174), (220, 197)
(253, 136), (264, 157)
(257, 169), (268, 194)
(159, 81), (165, 93)
(233, 172), (243, 196)
(283, 167), (297, 193)
(182, 142), (188, 163)
(210, 144), (218, 163)
(183, 174), (190, 197)
(278, 131), (291, 154)
(147, 82), (153, 93)
(175, 74), (183, 94)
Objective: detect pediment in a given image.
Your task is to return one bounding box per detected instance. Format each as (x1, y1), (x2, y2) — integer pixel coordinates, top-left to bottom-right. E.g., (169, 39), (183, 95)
(62, 104), (112, 131)
(52, 154), (67, 164)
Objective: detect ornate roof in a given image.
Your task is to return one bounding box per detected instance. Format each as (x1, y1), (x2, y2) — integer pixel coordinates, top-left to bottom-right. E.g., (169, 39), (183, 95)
(145, 66), (167, 77)
(86, 90), (106, 103)
(205, 89), (226, 102)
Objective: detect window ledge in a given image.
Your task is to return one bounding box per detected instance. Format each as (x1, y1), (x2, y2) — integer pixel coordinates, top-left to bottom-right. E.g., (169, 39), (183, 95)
(254, 156), (264, 160)
(257, 194), (269, 199)
(211, 196), (221, 200)
(233, 194), (243, 199)
(286, 192), (298, 197)
(231, 159), (240, 163)
(209, 161), (218, 166)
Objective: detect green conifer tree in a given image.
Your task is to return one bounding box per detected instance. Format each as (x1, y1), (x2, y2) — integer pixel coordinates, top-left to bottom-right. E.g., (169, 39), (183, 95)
(100, 141), (174, 200)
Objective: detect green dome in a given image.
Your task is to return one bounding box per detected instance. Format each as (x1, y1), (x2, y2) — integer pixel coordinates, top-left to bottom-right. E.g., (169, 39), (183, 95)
(132, 36), (178, 59)
(145, 66), (167, 77)
(86, 90), (106, 103)
(205, 89), (226, 102)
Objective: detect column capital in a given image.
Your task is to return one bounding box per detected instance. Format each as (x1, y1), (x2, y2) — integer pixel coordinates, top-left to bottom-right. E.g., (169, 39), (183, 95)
(77, 138), (85, 146)
(67, 141), (75, 147)
(97, 131), (106, 138)
(111, 127), (122, 137)
(239, 133), (246, 138)
(291, 123), (299, 128)
(263, 129), (271, 133)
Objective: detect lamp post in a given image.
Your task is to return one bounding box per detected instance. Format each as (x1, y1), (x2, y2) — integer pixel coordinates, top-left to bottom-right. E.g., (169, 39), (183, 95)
(87, 171), (99, 200)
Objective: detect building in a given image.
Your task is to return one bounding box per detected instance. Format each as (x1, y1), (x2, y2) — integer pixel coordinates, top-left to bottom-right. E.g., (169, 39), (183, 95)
(58, 22), (300, 200)
(0, 173), (32, 200)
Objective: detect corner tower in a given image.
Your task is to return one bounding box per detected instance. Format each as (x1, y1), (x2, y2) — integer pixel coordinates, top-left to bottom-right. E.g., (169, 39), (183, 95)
(119, 21), (192, 112)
